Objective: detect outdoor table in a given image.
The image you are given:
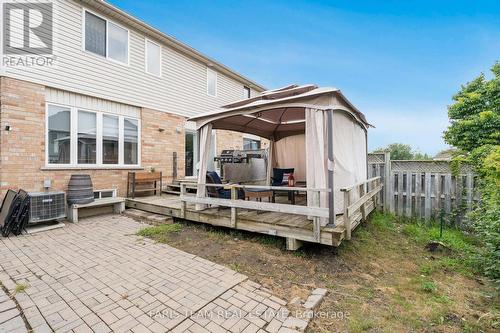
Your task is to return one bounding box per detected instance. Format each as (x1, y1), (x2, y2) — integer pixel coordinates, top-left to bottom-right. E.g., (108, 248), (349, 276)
(244, 188), (273, 202)
(272, 182), (306, 205)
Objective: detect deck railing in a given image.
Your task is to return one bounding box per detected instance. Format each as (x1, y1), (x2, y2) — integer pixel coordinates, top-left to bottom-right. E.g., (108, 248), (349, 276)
(340, 176), (382, 240)
(180, 177), (383, 243)
(179, 183), (330, 243)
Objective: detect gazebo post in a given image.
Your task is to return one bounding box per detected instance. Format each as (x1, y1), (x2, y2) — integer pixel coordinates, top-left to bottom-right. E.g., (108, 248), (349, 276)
(327, 110), (335, 226)
(266, 138), (274, 185)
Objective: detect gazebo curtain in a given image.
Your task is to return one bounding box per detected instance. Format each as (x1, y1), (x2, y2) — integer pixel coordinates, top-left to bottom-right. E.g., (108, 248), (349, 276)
(273, 135), (306, 181)
(196, 123), (212, 210)
(305, 108), (330, 220)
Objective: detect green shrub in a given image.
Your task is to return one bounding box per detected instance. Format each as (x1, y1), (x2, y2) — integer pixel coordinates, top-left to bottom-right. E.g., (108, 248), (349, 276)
(421, 281), (437, 293)
(443, 62), (500, 291)
(469, 146), (500, 290)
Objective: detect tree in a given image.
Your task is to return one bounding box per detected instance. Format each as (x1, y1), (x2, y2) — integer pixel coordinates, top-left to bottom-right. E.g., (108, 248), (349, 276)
(444, 63), (500, 152)
(373, 143), (430, 160)
(444, 62), (500, 289)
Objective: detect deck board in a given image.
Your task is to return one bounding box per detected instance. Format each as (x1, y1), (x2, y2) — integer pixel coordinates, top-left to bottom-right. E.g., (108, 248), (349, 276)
(126, 194), (363, 247)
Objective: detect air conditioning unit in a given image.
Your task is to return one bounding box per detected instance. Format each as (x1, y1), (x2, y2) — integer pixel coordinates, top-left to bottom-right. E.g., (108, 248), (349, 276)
(28, 192), (66, 224)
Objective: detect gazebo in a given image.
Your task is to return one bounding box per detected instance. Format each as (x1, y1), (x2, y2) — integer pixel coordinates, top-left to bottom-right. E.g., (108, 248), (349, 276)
(189, 84), (372, 227)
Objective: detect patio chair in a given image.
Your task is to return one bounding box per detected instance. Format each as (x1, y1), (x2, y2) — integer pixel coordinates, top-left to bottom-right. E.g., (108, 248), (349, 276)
(206, 171), (244, 200)
(0, 190), (23, 237)
(271, 168), (294, 203)
(271, 168), (294, 186)
(11, 190), (30, 236)
(0, 190), (17, 229)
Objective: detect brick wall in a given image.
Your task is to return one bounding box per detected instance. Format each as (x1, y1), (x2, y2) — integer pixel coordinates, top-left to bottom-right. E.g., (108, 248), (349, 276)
(141, 108), (185, 183)
(215, 130), (243, 155)
(215, 130), (269, 155)
(0, 77), (185, 197)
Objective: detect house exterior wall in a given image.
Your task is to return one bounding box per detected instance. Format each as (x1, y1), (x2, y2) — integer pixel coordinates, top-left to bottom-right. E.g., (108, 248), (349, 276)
(215, 130), (270, 156)
(2, 0), (261, 118)
(215, 130), (244, 156)
(0, 1), (267, 198)
(0, 77), (185, 197)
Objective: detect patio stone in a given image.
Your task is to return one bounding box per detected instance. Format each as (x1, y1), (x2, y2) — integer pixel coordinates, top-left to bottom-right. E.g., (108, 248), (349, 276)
(0, 214), (306, 332)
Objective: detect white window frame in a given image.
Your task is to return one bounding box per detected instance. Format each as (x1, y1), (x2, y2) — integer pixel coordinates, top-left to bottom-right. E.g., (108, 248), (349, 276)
(45, 103), (141, 169)
(82, 9), (130, 66)
(94, 189), (117, 199)
(206, 67), (218, 97)
(145, 38), (162, 77)
(243, 86), (251, 99)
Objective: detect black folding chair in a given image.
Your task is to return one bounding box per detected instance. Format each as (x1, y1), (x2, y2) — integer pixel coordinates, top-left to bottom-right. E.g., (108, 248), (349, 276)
(0, 190), (17, 229)
(1, 190), (21, 237)
(0, 190), (29, 237)
(12, 190), (30, 236)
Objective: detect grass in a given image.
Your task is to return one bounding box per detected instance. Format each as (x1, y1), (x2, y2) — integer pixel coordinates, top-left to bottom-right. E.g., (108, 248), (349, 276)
(399, 218), (480, 276)
(420, 281), (437, 293)
(135, 212), (499, 332)
(14, 282), (28, 294)
(136, 223), (183, 237)
(348, 314), (375, 333)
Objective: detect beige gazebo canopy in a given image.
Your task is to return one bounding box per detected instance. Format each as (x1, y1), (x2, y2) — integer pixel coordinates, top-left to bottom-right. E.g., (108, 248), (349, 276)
(189, 84), (371, 224)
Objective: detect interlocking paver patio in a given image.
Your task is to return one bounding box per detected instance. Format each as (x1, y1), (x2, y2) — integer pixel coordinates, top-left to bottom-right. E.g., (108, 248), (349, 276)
(0, 214), (300, 332)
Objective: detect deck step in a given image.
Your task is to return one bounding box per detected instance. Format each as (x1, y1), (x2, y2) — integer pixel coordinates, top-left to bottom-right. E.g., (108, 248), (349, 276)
(124, 209), (173, 224)
(162, 190), (180, 195)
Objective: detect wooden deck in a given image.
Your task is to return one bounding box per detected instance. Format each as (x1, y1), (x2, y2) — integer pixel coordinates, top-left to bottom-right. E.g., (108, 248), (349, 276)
(125, 192), (376, 248)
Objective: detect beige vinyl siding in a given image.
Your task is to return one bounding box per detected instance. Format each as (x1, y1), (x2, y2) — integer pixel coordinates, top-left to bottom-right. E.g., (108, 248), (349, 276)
(4, 0), (260, 117)
(45, 88), (140, 118)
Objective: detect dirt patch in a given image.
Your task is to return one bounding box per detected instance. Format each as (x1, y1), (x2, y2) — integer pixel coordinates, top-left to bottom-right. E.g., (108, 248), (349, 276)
(135, 213), (499, 333)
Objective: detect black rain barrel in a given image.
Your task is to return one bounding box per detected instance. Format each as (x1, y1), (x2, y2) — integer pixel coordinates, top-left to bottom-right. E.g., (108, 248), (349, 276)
(67, 174), (94, 204)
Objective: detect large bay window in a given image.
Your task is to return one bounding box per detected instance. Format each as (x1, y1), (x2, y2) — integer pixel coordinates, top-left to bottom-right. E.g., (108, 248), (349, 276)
(78, 111), (97, 164)
(103, 115), (119, 164)
(46, 104), (140, 167)
(84, 10), (129, 64)
(124, 119), (139, 165)
(47, 106), (71, 164)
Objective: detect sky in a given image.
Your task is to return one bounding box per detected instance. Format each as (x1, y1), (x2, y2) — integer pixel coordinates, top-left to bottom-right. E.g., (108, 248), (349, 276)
(109, 0), (500, 155)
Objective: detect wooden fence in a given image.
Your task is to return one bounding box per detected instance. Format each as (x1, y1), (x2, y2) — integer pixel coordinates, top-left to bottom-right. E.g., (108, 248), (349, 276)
(368, 153), (477, 224)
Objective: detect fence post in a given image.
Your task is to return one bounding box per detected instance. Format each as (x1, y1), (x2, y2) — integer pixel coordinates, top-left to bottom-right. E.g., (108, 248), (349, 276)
(444, 174), (452, 215)
(433, 174), (440, 218)
(343, 190), (351, 240)
(172, 152), (178, 181)
(230, 187), (238, 228)
(466, 173), (473, 213)
(359, 183), (366, 222)
(424, 172), (431, 219)
(415, 172), (422, 219)
(313, 190), (321, 242)
(397, 171), (404, 216)
(384, 152), (391, 212)
(180, 183), (186, 219)
(405, 172), (412, 217)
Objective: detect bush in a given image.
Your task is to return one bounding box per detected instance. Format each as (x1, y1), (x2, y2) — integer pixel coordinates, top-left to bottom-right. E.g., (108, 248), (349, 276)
(469, 146), (500, 289)
(444, 62), (500, 291)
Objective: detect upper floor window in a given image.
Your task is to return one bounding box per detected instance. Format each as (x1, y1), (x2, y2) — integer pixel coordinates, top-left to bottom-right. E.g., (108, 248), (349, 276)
(243, 86), (251, 99)
(84, 11), (129, 64)
(207, 68), (217, 96)
(145, 39), (161, 76)
(46, 103), (140, 167)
